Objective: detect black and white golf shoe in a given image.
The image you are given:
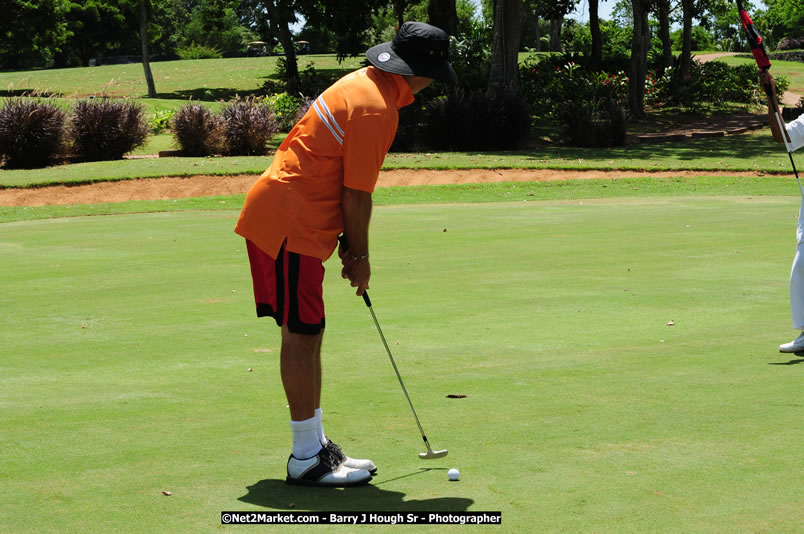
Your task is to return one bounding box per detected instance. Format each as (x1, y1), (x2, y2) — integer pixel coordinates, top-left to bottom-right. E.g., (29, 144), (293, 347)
(285, 447), (371, 487)
(326, 440), (378, 475)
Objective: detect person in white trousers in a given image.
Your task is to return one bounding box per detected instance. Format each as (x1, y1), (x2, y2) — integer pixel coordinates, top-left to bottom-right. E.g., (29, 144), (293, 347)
(759, 71), (804, 352)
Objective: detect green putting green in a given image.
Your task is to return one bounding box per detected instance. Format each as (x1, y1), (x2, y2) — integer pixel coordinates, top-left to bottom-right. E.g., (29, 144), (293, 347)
(2, 198), (803, 532)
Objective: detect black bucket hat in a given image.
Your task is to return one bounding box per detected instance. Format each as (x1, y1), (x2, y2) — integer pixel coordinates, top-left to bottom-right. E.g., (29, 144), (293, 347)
(366, 22), (458, 86)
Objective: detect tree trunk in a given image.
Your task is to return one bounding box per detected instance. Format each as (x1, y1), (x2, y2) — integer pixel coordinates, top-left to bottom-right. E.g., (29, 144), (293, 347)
(533, 15), (541, 52)
(487, 0), (524, 101)
(590, 0), (601, 66)
(393, 0), (407, 28)
(139, 1), (156, 98)
(679, 0), (693, 83)
(629, 0), (650, 118)
(549, 16), (562, 52)
(428, 0), (457, 34)
(266, 0), (300, 92)
(657, 0), (673, 71)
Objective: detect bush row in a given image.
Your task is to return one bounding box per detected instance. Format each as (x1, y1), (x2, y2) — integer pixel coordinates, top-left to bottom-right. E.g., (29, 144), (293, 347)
(171, 96), (311, 157)
(0, 94), (315, 168)
(0, 98), (147, 168)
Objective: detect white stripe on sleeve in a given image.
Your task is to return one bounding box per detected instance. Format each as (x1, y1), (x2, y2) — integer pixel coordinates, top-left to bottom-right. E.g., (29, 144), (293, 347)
(312, 97), (344, 145)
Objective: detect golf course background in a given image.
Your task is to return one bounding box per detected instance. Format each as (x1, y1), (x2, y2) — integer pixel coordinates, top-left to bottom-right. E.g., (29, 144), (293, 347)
(2, 54), (804, 532)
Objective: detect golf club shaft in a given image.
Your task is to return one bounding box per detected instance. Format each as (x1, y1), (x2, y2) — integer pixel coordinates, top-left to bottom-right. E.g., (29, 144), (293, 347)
(338, 235), (434, 450)
(763, 79), (803, 194)
(364, 297), (432, 448)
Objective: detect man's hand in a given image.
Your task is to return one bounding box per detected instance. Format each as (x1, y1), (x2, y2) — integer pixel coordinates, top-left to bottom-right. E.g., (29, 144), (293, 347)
(341, 186), (373, 296)
(759, 69), (790, 144)
(339, 246), (371, 295)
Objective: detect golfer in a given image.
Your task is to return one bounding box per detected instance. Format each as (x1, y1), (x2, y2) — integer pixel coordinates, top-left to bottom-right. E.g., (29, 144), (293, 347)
(759, 71), (804, 353)
(234, 22), (456, 487)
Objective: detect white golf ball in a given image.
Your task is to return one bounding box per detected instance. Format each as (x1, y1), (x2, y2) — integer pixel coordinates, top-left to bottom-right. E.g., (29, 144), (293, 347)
(447, 468), (460, 481)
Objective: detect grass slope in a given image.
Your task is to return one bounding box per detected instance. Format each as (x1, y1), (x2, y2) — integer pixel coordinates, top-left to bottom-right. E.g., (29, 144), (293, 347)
(0, 55), (364, 100)
(2, 199), (803, 532)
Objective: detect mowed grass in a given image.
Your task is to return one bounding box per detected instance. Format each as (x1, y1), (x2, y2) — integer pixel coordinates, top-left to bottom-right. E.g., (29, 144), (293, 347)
(0, 55), (364, 99)
(1, 129), (801, 189)
(2, 198), (803, 532)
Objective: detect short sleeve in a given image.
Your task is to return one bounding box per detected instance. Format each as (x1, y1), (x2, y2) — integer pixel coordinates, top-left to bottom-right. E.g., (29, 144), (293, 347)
(787, 115), (804, 152)
(342, 113), (396, 193)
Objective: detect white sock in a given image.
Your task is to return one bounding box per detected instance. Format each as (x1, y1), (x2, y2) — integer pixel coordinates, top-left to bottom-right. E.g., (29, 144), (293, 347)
(290, 416), (321, 459)
(315, 408), (329, 446)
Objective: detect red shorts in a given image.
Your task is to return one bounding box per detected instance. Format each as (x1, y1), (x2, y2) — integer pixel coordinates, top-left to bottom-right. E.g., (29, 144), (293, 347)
(246, 239), (326, 335)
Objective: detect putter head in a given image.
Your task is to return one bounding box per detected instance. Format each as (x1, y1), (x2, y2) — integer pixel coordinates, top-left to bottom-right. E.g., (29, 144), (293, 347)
(419, 449), (448, 459)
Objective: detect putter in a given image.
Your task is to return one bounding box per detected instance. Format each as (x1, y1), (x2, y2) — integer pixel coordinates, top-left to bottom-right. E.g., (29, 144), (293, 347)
(339, 236), (448, 460)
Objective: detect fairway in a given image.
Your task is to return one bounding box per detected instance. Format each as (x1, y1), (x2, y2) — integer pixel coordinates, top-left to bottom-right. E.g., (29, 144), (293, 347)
(2, 198), (803, 533)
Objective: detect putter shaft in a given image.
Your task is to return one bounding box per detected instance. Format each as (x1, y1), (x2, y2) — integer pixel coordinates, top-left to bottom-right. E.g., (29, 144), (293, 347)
(339, 235), (446, 458)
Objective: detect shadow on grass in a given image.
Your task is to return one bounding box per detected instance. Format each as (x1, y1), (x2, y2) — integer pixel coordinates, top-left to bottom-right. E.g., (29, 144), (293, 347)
(239, 470), (473, 512)
(768, 356), (804, 365)
(0, 89), (61, 97)
(469, 134), (773, 163)
(155, 87), (254, 101)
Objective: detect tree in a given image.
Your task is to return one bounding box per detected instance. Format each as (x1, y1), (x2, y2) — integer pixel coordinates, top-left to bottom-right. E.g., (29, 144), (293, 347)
(264, 0), (301, 91)
(303, 1), (390, 60)
(0, 0), (71, 69)
(185, 0), (251, 54)
(137, 1), (157, 98)
(629, 0), (651, 117)
(532, 0), (576, 52)
(59, 0), (129, 67)
(487, 0), (525, 100)
(429, 0), (458, 34)
(148, 0), (193, 57)
(589, 0), (602, 64)
(762, 0), (802, 48)
(674, 0), (730, 91)
(394, 0), (411, 27)
(655, 0), (674, 71)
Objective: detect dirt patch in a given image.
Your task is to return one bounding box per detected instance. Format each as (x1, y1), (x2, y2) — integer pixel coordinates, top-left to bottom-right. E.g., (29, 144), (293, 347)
(0, 168), (774, 207)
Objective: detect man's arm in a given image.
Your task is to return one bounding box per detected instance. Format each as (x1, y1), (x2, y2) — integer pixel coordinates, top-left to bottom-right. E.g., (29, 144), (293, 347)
(340, 186), (372, 296)
(759, 70), (791, 144)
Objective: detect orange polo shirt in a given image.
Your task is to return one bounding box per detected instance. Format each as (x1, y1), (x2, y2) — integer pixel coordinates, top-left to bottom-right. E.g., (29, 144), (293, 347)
(234, 67), (414, 260)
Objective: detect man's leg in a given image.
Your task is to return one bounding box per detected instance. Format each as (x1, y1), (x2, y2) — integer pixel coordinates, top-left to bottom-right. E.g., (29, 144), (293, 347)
(308, 331), (378, 475)
(281, 324), (371, 486)
(280, 325), (322, 423)
(246, 239), (371, 485)
(781, 196), (804, 352)
(790, 245), (804, 331)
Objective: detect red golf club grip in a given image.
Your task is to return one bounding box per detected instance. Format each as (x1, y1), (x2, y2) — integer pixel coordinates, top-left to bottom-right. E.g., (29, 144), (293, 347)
(337, 235), (372, 307)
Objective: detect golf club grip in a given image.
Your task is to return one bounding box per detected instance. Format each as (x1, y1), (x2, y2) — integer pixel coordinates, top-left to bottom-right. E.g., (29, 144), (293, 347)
(337, 235), (372, 308)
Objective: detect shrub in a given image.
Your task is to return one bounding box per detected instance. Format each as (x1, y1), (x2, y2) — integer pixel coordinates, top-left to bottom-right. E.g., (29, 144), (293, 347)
(449, 20), (492, 90)
(558, 96), (628, 147)
(148, 109), (175, 134)
(70, 99), (149, 161)
(520, 55), (629, 147)
(172, 104), (224, 156)
(268, 92), (305, 131)
(220, 97), (278, 156)
(0, 98), (66, 168)
(392, 90), (531, 152)
(291, 96), (314, 127)
(177, 43), (222, 60)
(667, 59), (783, 108)
(519, 53), (610, 115)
